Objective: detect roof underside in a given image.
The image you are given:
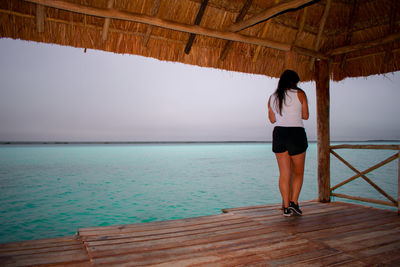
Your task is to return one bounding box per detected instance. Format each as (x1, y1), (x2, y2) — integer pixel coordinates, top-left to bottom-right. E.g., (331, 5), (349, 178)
(1, 0), (400, 81)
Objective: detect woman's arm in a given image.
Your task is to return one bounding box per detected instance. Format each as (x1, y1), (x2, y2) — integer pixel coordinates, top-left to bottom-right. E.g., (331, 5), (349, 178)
(298, 90), (309, 120)
(268, 97), (276, 123)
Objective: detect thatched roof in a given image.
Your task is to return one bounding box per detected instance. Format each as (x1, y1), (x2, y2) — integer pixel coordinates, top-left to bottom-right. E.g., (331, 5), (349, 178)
(1, 0), (399, 81)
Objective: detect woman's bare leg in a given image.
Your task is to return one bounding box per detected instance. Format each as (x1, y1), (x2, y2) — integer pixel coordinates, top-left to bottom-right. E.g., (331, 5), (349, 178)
(289, 151), (306, 204)
(275, 151), (292, 208)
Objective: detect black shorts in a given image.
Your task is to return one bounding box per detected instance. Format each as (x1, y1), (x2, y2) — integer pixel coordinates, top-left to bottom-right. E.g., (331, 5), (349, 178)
(272, 126), (308, 156)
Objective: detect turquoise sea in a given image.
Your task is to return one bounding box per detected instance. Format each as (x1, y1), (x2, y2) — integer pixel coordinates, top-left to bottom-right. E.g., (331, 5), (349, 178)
(0, 142), (399, 244)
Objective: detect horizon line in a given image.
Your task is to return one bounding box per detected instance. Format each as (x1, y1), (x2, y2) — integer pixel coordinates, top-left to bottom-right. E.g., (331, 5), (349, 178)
(1, 139), (399, 145)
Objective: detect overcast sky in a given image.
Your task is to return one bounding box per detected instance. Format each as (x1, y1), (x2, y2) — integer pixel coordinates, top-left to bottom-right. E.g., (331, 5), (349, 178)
(0, 38), (399, 142)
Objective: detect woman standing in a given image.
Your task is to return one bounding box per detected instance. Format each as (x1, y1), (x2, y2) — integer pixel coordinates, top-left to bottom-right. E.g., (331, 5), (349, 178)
(268, 70), (309, 216)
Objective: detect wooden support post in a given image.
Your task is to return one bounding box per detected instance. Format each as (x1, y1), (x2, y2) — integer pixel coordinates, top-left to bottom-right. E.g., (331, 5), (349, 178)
(315, 59), (330, 203)
(398, 150), (400, 215)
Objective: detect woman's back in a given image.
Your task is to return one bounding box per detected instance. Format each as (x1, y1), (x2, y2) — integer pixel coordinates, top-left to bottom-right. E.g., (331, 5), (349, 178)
(270, 89), (303, 127)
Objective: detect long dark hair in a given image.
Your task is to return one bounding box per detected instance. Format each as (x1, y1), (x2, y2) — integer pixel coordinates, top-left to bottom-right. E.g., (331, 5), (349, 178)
(274, 69), (300, 115)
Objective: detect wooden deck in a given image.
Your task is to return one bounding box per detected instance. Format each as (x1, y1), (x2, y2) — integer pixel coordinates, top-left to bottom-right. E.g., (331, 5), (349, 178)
(1, 200), (400, 266)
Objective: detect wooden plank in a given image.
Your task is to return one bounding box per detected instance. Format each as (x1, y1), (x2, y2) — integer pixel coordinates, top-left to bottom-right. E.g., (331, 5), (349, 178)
(323, 228), (400, 251)
(319, 222), (400, 245)
(299, 217), (400, 240)
(79, 214), (252, 237)
(0, 243), (85, 257)
(359, 242), (400, 266)
(315, 59), (331, 203)
(1, 202), (399, 266)
(222, 199), (318, 213)
(331, 144), (400, 150)
(0, 248), (90, 267)
(267, 247), (340, 266)
(87, 229), (287, 258)
(84, 223), (267, 247)
(92, 234), (309, 265)
(282, 252), (364, 267)
(0, 236), (80, 251)
(226, 0), (315, 32)
(147, 252), (268, 267)
(184, 0), (209, 54)
(331, 193), (397, 207)
(79, 212), (240, 234)
(275, 207), (395, 234)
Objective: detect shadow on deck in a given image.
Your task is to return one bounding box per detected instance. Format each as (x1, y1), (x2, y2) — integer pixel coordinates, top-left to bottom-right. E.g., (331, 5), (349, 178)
(1, 200), (399, 266)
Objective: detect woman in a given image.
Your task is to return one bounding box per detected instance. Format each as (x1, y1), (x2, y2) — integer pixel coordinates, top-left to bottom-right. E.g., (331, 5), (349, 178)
(268, 70), (309, 216)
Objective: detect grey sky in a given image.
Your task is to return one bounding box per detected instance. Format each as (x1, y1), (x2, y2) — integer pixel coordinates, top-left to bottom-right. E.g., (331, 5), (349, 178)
(0, 38), (399, 142)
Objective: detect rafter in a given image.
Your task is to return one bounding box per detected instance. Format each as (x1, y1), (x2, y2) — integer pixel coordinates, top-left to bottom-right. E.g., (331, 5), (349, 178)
(226, 0), (316, 32)
(143, 0), (161, 47)
(101, 0), (113, 41)
(185, 0), (209, 54)
(36, 4), (45, 33)
(309, 0), (332, 70)
(328, 32), (400, 56)
(220, 0), (253, 61)
(339, 0), (358, 70)
(382, 0), (398, 72)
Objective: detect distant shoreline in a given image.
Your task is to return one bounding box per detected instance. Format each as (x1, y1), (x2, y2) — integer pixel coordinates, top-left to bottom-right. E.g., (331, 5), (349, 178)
(1, 140), (399, 145)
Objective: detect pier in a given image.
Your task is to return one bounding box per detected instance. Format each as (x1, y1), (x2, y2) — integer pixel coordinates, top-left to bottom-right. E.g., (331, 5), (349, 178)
(1, 200), (399, 266)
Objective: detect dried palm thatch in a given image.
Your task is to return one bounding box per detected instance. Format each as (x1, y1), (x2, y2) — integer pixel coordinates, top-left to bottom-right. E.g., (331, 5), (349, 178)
(0, 0), (399, 81)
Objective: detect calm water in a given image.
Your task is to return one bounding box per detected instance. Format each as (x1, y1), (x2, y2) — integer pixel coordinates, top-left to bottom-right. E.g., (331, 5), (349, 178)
(0, 142), (398, 244)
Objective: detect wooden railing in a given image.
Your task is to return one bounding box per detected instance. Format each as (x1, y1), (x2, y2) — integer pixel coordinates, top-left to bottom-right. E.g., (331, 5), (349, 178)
(329, 144), (400, 214)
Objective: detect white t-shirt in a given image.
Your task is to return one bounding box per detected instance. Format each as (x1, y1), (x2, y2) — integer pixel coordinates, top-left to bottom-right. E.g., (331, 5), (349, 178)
(270, 89), (304, 127)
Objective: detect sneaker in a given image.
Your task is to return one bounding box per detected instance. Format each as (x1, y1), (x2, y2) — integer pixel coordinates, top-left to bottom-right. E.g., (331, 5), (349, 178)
(289, 201), (302, 215)
(283, 208), (292, 217)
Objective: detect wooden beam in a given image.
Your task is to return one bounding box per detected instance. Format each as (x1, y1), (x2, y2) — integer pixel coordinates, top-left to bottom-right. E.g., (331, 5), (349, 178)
(24, 0), (291, 51)
(101, 0), (113, 41)
(331, 144), (400, 150)
(36, 4), (45, 33)
(309, 0), (331, 70)
(220, 0), (253, 60)
(331, 193), (397, 207)
(330, 149), (398, 205)
(293, 46), (329, 60)
(143, 0), (161, 47)
(227, 0), (315, 32)
(315, 59), (330, 203)
(328, 32), (400, 56)
(185, 0), (209, 54)
(23, 0), (328, 60)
